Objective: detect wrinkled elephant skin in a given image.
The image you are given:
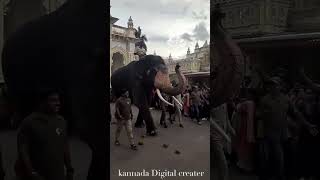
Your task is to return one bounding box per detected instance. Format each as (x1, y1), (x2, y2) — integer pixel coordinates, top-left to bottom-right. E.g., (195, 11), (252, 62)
(111, 55), (186, 134)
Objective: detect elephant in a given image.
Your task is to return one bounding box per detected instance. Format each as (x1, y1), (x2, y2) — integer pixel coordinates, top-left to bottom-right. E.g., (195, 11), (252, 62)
(111, 55), (187, 136)
(1, 0), (108, 179)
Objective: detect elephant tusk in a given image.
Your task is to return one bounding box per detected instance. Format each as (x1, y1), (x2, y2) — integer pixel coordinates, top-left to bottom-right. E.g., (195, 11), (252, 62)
(156, 89), (174, 107)
(172, 96), (183, 110)
(210, 116), (231, 143)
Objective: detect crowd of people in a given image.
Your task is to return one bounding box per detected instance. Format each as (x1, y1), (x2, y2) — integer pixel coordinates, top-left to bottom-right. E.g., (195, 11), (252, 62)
(212, 75), (320, 180)
(112, 83), (210, 151)
(152, 84), (210, 125)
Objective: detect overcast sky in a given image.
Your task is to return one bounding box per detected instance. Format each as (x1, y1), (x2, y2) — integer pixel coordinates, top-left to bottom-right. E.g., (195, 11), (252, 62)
(111, 0), (210, 59)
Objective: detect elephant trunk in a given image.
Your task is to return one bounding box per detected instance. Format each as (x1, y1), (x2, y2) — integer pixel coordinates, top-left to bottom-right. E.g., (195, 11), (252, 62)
(210, 4), (245, 108)
(154, 65), (187, 96)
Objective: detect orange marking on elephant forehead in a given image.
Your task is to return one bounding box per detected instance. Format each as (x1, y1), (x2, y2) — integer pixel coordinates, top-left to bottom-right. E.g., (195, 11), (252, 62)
(154, 71), (171, 89)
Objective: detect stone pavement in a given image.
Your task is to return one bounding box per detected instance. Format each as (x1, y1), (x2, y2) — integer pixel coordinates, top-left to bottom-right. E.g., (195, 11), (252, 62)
(110, 104), (210, 180)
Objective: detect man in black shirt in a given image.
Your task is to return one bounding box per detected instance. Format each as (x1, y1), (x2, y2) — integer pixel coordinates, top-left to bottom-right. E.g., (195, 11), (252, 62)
(16, 90), (74, 180)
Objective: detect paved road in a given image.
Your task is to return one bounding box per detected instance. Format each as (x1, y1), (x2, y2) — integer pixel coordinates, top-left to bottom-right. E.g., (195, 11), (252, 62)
(0, 104), (257, 180)
(110, 105), (210, 180)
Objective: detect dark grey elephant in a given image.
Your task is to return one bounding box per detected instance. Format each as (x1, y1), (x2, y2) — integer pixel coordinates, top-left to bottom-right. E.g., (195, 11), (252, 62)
(2, 0), (108, 179)
(111, 55), (186, 135)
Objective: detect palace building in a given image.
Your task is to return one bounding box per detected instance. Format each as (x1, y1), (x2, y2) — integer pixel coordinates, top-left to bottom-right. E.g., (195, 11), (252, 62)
(165, 40), (210, 87)
(212, 0), (320, 80)
(110, 15), (137, 77)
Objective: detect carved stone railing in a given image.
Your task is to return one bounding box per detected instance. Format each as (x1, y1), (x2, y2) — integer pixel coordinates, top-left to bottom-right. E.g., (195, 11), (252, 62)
(167, 60), (201, 74)
(112, 26), (126, 36)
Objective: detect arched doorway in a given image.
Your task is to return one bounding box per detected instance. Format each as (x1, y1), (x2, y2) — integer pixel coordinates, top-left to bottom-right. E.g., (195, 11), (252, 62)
(111, 52), (125, 74)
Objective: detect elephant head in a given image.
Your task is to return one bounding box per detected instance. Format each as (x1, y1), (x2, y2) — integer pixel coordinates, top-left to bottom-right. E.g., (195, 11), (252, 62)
(112, 55), (187, 101)
(153, 60), (187, 97)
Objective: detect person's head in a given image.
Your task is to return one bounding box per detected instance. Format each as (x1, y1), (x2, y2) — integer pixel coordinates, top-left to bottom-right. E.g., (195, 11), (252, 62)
(36, 89), (61, 114)
(121, 91), (129, 98)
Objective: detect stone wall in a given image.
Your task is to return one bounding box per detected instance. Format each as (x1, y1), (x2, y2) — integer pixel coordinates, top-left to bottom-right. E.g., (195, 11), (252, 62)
(288, 0), (320, 32)
(214, 0), (291, 38)
(110, 18), (137, 77)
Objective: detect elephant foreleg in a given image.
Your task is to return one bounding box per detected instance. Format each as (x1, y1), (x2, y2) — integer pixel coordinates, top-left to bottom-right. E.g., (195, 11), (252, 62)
(138, 107), (156, 135)
(134, 110), (145, 128)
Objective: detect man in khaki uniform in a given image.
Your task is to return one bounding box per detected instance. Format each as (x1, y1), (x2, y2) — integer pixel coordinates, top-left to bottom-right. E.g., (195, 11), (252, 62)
(114, 91), (137, 150)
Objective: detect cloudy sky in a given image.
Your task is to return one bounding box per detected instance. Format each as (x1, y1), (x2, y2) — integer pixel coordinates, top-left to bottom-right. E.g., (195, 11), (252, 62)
(111, 0), (210, 59)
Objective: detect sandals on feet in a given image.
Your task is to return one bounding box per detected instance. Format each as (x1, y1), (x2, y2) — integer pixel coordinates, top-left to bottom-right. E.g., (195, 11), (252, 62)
(115, 140), (120, 146)
(147, 130), (157, 136)
(130, 144), (138, 150)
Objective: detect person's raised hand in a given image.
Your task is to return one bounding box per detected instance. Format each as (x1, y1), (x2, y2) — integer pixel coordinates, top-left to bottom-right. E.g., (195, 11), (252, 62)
(175, 64), (181, 72)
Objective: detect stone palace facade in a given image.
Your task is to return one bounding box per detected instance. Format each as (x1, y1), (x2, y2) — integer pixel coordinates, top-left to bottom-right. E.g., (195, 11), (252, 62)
(110, 15), (137, 77)
(165, 41), (209, 74)
(212, 0), (320, 37)
(164, 41), (210, 86)
(211, 0), (320, 85)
